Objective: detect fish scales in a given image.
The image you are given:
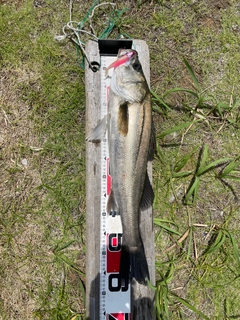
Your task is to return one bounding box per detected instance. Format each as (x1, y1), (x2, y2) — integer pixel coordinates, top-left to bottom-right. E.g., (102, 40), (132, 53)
(111, 98), (151, 243)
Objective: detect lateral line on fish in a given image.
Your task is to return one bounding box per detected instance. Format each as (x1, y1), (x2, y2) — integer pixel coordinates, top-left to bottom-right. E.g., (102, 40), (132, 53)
(137, 102), (146, 162)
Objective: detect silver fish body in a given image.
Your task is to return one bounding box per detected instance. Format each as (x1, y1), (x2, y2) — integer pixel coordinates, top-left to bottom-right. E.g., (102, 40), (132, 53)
(107, 49), (154, 285)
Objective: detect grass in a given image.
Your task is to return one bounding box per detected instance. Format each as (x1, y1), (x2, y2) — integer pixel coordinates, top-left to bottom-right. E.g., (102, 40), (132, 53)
(0, 1), (87, 319)
(1, 0), (240, 319)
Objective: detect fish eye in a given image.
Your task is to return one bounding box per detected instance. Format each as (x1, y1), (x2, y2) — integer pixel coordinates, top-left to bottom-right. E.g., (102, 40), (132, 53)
(132, 62), (142, 72)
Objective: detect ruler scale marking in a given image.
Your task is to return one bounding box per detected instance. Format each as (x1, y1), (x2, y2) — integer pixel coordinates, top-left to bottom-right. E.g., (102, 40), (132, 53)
(99, 53), (131, 319)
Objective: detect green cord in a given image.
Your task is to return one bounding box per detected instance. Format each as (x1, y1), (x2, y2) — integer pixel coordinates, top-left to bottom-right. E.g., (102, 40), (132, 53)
(98, 7), (129, 39)
(78, 0), (99, 31)
(72, 1), (130, 69)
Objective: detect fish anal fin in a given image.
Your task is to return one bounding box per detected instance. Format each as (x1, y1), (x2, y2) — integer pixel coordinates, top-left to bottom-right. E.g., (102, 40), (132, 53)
(140, 173), (154, 211)
(118, 102), (128, 136)
(86, 115), (108, 143)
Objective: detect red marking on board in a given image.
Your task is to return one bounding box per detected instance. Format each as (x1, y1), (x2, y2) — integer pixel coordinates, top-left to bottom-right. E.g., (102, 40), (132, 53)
(107, 233), (122, 273)
(106, 158), (112, 195)
(112, 236), (117, 247)
(108, 313), (131, 320)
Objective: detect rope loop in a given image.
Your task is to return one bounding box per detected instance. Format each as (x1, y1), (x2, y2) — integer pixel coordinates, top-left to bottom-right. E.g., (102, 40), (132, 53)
(55, 0), (130, 72)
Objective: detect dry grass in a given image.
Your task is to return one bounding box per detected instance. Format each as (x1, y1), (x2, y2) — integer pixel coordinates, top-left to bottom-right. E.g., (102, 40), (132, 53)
(0, 68), (46, 318)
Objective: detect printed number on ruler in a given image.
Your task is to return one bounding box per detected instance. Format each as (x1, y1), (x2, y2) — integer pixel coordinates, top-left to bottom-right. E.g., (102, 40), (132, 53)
(99, 55), (131, 320)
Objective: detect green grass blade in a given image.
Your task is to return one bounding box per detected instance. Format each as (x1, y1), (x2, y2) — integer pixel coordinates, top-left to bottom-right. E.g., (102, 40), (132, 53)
(222, 175), (240, 182)
(184, 177), (199, 204)
(217, 101), (231, 109)
(151, 90), (172, 112)
(56, 255), (85, 276)
(171, 292), (210, 319)
(187, 227), (193, 259)
(158, 262), (175, 285)
(216, 102), (225, 118)
(155, 141), (165, 161)
(154, 218), (181, 235)
(53, 240), (76, 252)
(158, 120), (199, 139)
(204, 230), (226, 255)
(199, 144), (209, 169)
(193, 176), (200, 204)
(197, 157), (231, 176)
(224, 298), (230, 318)
(219, 159), (240, 177)
(78, 277), (86, 307)
(172, 171), (192, 178)
(154, 219), (178, 225)
(163, 87), (199, 99)
(183, 57), (201, 92)
(231, 98), (240, 110)
(155, 285), (161, 316)
(147, 279), (157, 291)
(223, 230), (240, 267)
(166, 263), (174, 284)
(174, 146), (199, 172)
(163, 288), (170, 319)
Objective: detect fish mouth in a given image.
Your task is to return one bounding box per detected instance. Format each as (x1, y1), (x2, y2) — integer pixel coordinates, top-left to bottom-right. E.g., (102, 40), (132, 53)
(105, 49), (138, 76)
(118, 49), (138, 58)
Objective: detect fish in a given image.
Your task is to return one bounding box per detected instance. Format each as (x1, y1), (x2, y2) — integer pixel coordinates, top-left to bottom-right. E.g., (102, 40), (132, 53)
(87, 49), (154, 285)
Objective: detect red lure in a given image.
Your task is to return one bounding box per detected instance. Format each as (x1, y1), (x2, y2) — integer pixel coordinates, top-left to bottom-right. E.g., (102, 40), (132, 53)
(105, 50), (137, 77)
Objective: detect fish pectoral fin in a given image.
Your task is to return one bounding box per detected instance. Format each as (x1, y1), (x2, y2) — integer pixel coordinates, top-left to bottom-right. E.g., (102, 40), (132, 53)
(86, 115), (108, 143)
(140, 173), (154, 211)
(106, 189), (119, 215)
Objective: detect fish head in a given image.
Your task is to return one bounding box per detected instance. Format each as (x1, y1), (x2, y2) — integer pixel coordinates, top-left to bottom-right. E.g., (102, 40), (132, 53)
(108, 49), (149, 103)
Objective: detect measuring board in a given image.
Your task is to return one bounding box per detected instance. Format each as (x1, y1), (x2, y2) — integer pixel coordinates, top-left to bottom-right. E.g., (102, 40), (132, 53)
(99, 49), (131, 320)
(85, 40), (155, 320)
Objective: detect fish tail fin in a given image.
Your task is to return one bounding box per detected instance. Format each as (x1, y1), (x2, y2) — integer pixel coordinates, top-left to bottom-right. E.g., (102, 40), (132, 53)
(120, 244), (150, 285)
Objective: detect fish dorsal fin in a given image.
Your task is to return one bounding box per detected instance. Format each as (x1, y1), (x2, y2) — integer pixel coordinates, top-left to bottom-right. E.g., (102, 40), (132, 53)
(140, 173), (154, 211)
(86, 115), (108, 143)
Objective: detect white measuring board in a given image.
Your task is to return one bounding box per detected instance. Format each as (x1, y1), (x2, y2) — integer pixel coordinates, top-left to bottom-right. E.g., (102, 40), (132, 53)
(99, 54), (131, 320)
(85, 39), (155, 320)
